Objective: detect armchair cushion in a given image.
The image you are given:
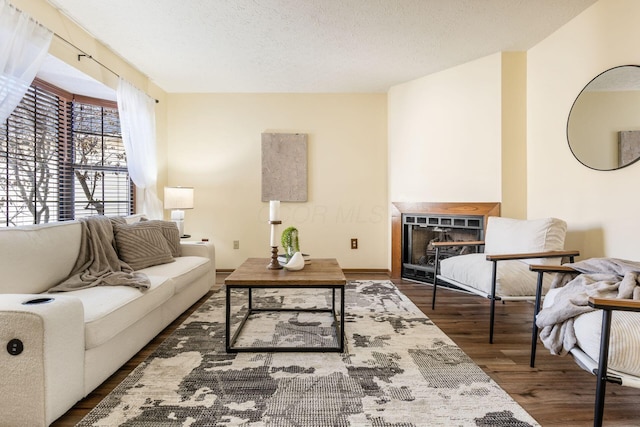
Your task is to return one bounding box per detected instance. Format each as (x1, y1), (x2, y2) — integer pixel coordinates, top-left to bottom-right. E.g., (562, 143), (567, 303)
(576, 310), (640, 377)
(440, 253), (554, 296)
(484, 217), (567, 265)
(545, 288), (640, 377)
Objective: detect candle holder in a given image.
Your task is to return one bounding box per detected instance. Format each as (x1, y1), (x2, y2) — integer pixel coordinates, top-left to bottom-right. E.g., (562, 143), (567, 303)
(267, 245), (282, 270)
(267, 220), (283, 270)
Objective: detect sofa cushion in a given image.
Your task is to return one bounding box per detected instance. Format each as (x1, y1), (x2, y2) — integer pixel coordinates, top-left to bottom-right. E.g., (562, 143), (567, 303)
(140, 256), (210, 293)
(0, 221), (82, 294)
(440, 253), (554, 296)
(109, 214), (147, 226)
(69, 275), (174, 350)
(113, 221), (175, 270)
(123, 213), (148, 224)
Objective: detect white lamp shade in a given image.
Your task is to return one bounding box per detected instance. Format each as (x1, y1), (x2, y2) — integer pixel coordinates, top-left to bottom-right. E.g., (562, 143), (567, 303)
(164, 187), (194, 210)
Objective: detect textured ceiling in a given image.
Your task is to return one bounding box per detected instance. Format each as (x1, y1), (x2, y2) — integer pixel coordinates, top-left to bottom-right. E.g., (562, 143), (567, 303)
(45, 0), (598, 93)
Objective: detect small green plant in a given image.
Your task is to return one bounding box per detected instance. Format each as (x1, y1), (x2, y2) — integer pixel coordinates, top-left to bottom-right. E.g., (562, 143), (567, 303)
(281, 226), (300, 261)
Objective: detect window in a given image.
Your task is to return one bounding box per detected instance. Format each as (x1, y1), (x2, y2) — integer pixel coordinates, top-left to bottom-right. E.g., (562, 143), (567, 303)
(70, 101), (132, 219)
(0, 80), (133, 226)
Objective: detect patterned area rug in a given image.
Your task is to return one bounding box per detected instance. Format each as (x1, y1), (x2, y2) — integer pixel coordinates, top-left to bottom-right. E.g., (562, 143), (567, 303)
(78, 281), (539, 426)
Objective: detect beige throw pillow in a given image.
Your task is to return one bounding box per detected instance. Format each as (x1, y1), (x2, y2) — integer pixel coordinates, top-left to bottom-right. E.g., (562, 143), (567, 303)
(110, 217), (181, 257)
(145, 220), (181, 257)
(113, 221), (174, 270)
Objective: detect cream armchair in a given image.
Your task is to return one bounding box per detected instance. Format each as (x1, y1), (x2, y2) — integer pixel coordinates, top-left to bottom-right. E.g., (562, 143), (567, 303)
(432, 216), (579, 344)
(530, 260), (640, 427)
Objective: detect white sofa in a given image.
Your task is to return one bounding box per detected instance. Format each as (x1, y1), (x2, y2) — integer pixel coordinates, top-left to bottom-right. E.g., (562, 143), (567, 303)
(0, 216), (216, 426)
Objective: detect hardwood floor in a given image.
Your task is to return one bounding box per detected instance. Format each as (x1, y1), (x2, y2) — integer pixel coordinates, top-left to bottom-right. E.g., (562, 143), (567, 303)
(52, 272), (640, 426)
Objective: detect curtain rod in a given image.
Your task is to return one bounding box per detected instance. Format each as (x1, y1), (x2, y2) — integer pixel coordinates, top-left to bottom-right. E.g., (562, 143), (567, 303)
(53, 33), (159, 104)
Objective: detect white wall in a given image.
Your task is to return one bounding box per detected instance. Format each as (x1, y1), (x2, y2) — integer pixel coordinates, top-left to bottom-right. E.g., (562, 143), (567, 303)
(388, 53), (504, 205)
(527, 0), (640, 259)
(167, 93), (388, 270)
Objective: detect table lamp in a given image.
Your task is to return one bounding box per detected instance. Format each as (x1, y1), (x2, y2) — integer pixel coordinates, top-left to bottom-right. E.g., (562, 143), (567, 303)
(164, 186), (194, 237)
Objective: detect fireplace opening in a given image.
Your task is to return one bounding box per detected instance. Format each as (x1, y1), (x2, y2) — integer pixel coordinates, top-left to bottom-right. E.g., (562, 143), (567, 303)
(402, 214), (484, 283)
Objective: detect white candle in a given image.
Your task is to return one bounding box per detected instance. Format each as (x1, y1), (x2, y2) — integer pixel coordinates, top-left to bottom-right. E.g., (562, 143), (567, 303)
(269, 200), (280, 221)
(270, 223), (277, 247)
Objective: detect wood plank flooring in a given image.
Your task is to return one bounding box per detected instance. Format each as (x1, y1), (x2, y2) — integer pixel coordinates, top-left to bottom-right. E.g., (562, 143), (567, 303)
(52, 272), (640, 426)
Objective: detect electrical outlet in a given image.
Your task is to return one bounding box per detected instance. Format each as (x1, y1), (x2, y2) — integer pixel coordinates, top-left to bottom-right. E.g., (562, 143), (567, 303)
(233, 240), (239, 249)
(351, 238), (358, 249)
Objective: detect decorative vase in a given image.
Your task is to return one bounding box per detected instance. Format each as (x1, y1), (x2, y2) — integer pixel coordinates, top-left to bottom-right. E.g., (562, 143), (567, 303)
(283, 251), (305, 270)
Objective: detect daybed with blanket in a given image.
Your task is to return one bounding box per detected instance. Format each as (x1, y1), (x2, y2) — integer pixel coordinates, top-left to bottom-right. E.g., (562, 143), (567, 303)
(533, 258), (640, 426)
(0, 215), (216, 426)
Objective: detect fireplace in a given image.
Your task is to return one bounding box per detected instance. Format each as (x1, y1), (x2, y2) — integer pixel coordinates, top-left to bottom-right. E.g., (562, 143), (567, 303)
(391, 202), (501, 280)
(402, 213), (484, 282)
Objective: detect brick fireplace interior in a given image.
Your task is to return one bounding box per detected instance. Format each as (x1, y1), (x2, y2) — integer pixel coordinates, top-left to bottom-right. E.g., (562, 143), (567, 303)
(391, 202), (501, 281)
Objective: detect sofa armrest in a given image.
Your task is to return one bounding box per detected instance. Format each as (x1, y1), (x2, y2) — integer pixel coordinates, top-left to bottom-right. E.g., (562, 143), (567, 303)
(180, 240), (217, 289)
(180, 240), (215, 260)
(0, 294), (85, 426)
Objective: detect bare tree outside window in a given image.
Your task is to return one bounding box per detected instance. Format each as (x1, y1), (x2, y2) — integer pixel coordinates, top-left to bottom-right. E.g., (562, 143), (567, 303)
(11, 131), (57, 224)
(72, 103), (128, 216)
(0, 86), (60, 226)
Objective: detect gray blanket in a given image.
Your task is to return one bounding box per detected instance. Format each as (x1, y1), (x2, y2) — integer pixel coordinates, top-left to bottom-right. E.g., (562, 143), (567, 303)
(48, 216), (150, 292)
(536, 258), (640, 355)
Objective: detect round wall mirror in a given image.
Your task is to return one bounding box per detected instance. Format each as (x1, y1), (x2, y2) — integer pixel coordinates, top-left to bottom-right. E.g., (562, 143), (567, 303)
(567, 65), (640, 171)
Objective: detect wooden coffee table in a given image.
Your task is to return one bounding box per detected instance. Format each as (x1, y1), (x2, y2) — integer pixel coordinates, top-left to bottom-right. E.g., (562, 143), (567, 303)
(224, 258), (347, 353)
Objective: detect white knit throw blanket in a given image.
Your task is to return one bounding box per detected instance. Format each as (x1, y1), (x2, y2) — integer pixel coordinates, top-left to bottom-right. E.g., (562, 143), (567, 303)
(535, 257), (640, 356)
(48, 216), (150, 293)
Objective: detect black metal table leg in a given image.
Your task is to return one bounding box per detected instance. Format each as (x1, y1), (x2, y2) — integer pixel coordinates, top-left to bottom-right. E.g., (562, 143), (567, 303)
(340, 285), (345, 352)
(225, 285), (231, 352)
(226, 284), (346, 353)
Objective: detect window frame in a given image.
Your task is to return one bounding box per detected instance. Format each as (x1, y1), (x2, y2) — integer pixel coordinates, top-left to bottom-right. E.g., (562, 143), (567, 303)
(0, 78), (134, 226)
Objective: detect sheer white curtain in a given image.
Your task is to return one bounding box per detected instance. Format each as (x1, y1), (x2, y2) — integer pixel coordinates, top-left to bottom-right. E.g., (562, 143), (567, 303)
(117, 78), (162, 219)
(0, 0), (52, 122)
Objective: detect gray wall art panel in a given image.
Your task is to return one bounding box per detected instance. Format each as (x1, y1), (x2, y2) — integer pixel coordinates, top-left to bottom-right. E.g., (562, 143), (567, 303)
(261, 133), (308, 202)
